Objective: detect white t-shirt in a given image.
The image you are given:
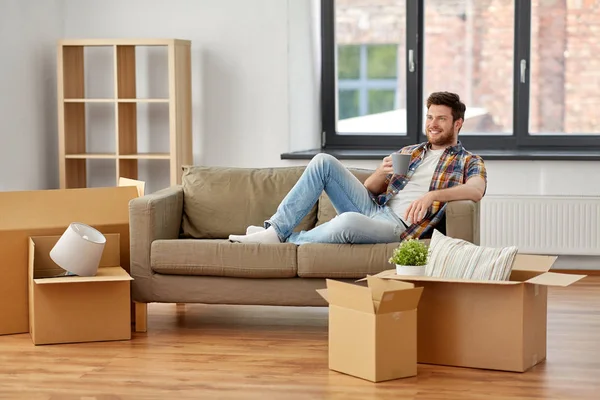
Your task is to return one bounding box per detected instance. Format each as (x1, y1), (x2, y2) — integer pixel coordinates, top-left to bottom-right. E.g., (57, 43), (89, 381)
(387, 148), (445, 224)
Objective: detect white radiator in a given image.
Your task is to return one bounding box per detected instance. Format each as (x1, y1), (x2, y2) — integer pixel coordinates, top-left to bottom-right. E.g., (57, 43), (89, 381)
(479, 195), (600, 256)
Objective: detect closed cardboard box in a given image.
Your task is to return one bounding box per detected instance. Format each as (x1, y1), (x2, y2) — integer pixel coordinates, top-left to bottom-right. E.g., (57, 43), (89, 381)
(370, 254), (586, 372)
(28, 234), (133, 345)
(0, 185), (139, 336)
(317, 277), (423, 382)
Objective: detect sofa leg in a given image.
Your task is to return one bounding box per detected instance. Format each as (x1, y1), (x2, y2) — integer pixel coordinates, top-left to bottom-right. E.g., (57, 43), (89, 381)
(135, 302), (148, 333)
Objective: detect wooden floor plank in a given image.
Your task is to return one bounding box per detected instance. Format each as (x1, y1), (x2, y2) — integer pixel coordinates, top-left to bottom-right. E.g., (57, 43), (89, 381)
(1, 276), (599, 399)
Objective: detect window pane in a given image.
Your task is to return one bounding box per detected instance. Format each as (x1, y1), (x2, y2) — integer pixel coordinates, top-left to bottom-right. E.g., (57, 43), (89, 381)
(529, 0), (600, 135)
(338, 45), (361, 79)
(339, 90), (360, 120)
(336, 1), (406, 135)
(369, 89), (396, 114)
(367, 45), (398, 79)
(423, 0), (514, 136)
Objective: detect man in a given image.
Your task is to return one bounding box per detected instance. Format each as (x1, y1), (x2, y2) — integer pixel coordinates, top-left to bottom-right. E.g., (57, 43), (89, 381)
(229, 91), (487, 245)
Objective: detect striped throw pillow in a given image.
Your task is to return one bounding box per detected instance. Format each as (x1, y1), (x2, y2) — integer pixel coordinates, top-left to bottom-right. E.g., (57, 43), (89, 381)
(425, 230), (518, 281)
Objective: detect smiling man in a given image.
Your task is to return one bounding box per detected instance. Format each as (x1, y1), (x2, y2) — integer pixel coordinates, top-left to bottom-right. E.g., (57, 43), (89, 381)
(229, 91), (487, 245)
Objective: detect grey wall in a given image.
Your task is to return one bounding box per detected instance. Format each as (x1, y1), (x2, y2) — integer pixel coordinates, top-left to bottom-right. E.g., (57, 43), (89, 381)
(0, 0), (64, 191)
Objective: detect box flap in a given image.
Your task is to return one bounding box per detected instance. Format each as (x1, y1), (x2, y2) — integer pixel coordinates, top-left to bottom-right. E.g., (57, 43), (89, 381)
(366, 275), (414, 305)
(33, 266), (132, 284)
(316, 288), (328, 302)
(118, 177), (146, 197)
(511, 254), (557, 272)
(525, 272), (586, 287)
(325, 279), (374, 314)
(0, 186), (139, 231)
(367, 270), (521, 286)
(376, 286), (423, 314)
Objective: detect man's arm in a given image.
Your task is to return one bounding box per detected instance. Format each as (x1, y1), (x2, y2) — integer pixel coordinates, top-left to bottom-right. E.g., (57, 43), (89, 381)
(364, 155), (393, 195)
(428, 176), (486, 202)
(404, 176), (486, 224)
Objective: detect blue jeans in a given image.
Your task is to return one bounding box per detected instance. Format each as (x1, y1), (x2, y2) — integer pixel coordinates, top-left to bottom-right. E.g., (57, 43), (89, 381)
(265, 154), (406, 245)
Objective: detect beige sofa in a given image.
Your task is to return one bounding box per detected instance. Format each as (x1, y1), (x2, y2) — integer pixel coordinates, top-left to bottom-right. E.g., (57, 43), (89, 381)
(129, 166), (480, 332)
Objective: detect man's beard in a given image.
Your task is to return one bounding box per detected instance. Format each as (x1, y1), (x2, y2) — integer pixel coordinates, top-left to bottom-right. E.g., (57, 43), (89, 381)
(426, 128), (455, 147)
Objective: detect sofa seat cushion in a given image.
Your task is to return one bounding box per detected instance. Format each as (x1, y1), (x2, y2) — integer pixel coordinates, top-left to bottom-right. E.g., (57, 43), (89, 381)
(151, 239), (298, 278)
(297, 243), (401, 278)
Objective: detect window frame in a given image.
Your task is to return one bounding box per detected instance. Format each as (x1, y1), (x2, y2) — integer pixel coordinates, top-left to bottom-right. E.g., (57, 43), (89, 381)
(320, 0), (600, 152)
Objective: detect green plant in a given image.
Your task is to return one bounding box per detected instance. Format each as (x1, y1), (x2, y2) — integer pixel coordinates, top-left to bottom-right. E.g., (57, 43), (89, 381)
(388, 239), (428, 266)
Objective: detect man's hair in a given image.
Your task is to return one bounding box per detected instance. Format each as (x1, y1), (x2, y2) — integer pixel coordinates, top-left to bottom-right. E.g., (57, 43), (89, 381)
(426, 92), (466, 122)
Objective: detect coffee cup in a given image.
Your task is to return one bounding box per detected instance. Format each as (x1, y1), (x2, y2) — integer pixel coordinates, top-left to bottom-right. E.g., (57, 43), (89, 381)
(392, 153), (411, 176)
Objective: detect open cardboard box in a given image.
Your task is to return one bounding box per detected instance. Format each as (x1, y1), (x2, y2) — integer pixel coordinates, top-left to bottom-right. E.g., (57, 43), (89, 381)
(0, 179), (142, 336)
(28, 233), (132, 345)
(367, 254), (587, 372)
(317, 277), (423, 382)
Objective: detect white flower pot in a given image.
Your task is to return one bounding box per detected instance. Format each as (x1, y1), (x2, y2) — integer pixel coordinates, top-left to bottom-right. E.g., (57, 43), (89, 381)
(396, 264), (426, 276)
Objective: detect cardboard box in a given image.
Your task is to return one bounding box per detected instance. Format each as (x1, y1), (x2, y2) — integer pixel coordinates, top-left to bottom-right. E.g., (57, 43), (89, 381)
(28, 234), (133, 345)
(317, 277), (423, 382)
(0, 184), (140, 336)
(369, 254), (586, 372)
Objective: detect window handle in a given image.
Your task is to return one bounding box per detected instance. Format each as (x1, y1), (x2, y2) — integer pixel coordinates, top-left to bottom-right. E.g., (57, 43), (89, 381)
(520, 59), (527, 83)
(408, 49), (415, 73)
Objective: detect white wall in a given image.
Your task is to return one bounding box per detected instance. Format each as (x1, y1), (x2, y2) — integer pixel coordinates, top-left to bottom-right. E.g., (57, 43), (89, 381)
(0, 0), (64, 191)
(62, 0), (315, 170)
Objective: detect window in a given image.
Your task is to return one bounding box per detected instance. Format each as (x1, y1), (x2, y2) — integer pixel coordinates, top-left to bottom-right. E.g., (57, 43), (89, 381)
(337, 44), (402, 132)
(321, 0), (600, 152)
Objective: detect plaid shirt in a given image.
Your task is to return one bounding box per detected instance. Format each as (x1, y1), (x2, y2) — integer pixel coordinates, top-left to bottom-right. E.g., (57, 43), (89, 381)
(370, 141), (487, 241)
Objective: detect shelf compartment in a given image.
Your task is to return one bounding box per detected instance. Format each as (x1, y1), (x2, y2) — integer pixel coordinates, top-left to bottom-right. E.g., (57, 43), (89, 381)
(65, 159), (87, 188)
(62, 46), (84, 99)
(86, 159), (117, 188)
(116, 44), (169, 100)
(84, 46), (115, 99)
(118, 102), (170, 156)
(119, 159), (170, 194)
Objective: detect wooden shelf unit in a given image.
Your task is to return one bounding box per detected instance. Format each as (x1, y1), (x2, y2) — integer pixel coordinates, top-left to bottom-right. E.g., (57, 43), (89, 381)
(57, 38), (193, 190)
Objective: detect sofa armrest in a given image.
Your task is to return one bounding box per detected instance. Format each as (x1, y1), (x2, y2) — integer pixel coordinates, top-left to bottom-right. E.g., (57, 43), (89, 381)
(129, 185), (184, 302)
(445, 200), (480, 245)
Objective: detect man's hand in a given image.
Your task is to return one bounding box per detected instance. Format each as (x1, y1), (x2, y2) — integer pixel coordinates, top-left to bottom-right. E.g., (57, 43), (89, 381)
(364, 155), (394, 195)
(378, 155), (394, 176)
(404, 192), (434, 224)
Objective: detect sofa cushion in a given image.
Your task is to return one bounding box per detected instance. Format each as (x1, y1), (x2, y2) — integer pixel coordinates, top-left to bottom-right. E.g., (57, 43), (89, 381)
(180, 166), (318, 239)
(426, 230), (517, 281)
(316, 168), (375, 226)
(296, 242), (401, 278)
(151, 239), (298, 278)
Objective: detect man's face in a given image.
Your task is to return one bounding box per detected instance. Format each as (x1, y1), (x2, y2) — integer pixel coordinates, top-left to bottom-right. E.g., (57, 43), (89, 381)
(425, 104), (463, 149)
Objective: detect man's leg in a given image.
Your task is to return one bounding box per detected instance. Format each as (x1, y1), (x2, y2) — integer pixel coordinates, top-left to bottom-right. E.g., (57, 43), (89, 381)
(229, 153), (379, 243)
(286, 210), (405, 245)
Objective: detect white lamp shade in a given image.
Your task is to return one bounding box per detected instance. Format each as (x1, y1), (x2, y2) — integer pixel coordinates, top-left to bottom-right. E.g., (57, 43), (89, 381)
(49, 223), (106, 277)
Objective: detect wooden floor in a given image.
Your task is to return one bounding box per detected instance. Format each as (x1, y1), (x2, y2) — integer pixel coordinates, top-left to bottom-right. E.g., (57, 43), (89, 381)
(1, 277), (599, 400)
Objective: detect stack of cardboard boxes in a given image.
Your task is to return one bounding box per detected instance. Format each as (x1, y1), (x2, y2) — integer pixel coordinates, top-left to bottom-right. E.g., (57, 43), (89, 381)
(319, 254), (586, 382)
(0, 181), (143, 345)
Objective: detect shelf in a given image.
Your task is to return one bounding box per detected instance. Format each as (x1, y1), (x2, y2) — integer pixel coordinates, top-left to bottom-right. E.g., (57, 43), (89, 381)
(118, 99), (170, 103)
(59, 38), (188, 47)
(64, 98), (170, 103)
(118, 153), (171, 160)
(64, 99), (114, 103)
(58, 39), (193, 191)
(65, 153), (117, 159)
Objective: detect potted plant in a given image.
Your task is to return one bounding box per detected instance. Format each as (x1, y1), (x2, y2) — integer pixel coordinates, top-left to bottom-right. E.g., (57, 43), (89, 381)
(388, 239), (428, 276)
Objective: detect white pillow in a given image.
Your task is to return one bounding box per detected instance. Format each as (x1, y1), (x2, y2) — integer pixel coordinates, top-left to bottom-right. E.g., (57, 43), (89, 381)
(425, 230), (518, 281)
